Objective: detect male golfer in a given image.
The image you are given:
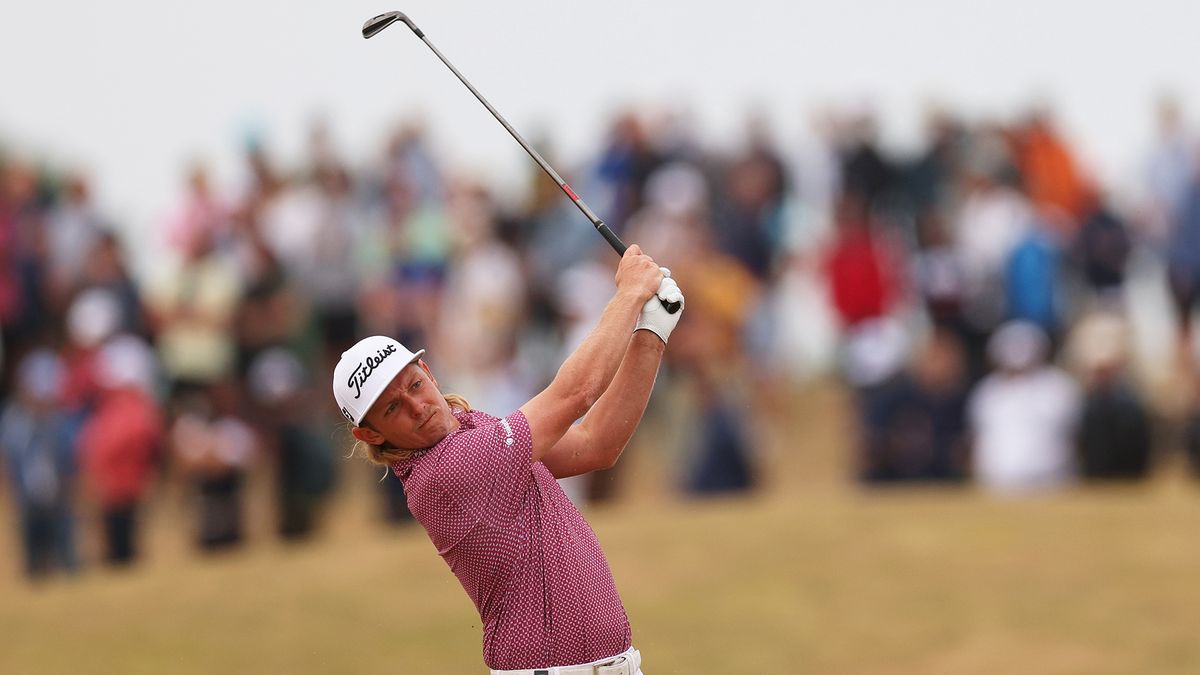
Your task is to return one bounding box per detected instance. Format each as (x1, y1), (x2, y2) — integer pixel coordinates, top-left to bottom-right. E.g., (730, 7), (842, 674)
(333, 245), (682, 674)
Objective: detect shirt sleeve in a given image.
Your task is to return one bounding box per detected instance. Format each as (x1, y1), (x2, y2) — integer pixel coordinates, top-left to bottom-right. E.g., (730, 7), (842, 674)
(428, 411), (534, 549)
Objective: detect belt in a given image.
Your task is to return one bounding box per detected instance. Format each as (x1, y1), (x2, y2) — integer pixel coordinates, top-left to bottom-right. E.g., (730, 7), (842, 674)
(490, 647), (641, 675)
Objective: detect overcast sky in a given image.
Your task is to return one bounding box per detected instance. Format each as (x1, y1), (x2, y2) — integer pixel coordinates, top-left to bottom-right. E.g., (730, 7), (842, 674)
(2, 0), (1198, 244)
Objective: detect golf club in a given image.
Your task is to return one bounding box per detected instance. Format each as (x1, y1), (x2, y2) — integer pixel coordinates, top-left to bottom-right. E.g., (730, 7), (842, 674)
(362, 10), (681, 314)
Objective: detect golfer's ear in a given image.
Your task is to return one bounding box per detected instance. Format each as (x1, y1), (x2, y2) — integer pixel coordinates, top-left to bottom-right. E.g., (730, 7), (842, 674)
(352, 425), (385, 445)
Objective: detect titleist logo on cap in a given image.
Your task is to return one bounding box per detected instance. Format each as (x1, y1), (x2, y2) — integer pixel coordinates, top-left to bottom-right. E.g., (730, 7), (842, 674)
(347, 344), (398, 399)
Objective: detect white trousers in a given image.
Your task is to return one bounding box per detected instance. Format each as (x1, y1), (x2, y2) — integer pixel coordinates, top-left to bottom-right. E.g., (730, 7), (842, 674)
(489, 646), (643, 675)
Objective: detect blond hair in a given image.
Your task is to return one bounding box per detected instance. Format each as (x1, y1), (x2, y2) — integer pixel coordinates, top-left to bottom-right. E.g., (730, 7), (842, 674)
(350, 394), (472, 466)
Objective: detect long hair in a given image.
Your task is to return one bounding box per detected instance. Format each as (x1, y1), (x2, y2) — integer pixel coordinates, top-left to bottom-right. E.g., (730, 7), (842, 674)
(349, 394), (472, 466)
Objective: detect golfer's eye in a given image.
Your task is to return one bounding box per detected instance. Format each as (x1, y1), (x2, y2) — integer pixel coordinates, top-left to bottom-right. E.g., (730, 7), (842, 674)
(385, 401), (398, 416)
(410, 379), (421, 391)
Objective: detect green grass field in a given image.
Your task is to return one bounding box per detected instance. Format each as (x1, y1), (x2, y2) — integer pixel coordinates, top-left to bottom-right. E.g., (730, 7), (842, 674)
(3, 383), (1200, 674)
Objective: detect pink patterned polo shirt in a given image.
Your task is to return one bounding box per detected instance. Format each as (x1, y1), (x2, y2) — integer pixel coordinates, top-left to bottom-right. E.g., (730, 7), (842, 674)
(392, 408), (631, 669)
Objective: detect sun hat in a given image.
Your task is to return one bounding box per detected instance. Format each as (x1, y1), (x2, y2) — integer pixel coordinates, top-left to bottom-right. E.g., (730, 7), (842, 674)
(332, 336), (425, 425)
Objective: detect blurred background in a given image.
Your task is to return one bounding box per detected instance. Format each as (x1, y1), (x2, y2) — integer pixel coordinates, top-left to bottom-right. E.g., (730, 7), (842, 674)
(3, 1), (1200, 673)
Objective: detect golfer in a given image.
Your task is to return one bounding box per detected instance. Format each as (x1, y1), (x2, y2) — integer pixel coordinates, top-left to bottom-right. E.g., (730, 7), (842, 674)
(333, 245), (683, 674)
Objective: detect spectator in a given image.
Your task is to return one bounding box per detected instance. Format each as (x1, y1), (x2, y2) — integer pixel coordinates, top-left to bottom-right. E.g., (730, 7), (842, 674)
(904, 108), (965, 219)
(790, 108), (842, 239)
(1140, 96), (1194, 245)
(1165, 169), (1200, 370)
(837, 105), (896, 212)
(1074, 190), (1133, 305)
(953, 156), (1032, 334)
(231, 207), (307, 377)
(1004, 216), (1066, 342)
(354, 150), (450, 348)
(247, 348), (336, 540)
(670, 224), (761, 496)
(0, 160), (52, 366)
(79, 335), (163, 566)
(60, 288), (121, 416)
(590, 111), (663, 235)
(44, 174), (105, 309)
(305, 147), (364, 360)
(711, 115), (790, 281)
(170, 380), (257, 553)
(912, 210), (967, 327)
(624, 161), (711, 270)
(163, 163), (232, 257)
(1066, 312), (1153, 480)
(968, 321), (1081, 492)
(843, 316), (910, 478)
(383, 120), (445, 206)
(0, 350), (78, 579)
(1012, 107), (1091, 232)
(824, 193), (905, 330)
(436, 180), (528, 385)
(146, 224), (241, 401)
(861, 329), (969, 483)
(77, 231), (149, 338)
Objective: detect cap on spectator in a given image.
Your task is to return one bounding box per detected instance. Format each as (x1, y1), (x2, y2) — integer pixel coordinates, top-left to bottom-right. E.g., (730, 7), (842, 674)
(332, 336), (424, 426)
(67, 288), (121, 348)
(96, 334), (157, 394)
(843, 316), (908, 387)
(18, 349), (63, 403)
(988, 320), (1049, 372)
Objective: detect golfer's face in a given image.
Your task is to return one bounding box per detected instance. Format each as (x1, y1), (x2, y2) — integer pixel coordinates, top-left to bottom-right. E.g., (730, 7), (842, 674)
(363, 361), (455, 450)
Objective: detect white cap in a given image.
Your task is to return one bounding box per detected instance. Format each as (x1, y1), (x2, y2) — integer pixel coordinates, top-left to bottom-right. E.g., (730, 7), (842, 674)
(843, 316), (908, 387)
(67, 288), (121, 348)
(96, 334), (158, 394)
(332, 336), (425, 426)
(988, 320), (1049, 372)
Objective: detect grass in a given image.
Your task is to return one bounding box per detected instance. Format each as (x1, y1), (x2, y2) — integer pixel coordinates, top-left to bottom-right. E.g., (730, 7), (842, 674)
(2, 381), (1200, 673)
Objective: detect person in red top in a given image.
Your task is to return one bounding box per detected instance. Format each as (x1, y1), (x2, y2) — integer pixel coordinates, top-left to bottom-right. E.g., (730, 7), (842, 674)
(333, 245), (683, 674)
(80, 335), (163, 566)
(824, 194), (904, 328)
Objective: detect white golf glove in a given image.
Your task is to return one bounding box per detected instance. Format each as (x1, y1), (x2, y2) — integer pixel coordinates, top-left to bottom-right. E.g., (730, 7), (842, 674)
(634, 268), (685, 344)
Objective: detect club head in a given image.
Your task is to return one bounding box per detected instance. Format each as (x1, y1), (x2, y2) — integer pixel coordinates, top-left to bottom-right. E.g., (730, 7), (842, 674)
(362, 11), (402, 38)
(362, 11), (421, 39)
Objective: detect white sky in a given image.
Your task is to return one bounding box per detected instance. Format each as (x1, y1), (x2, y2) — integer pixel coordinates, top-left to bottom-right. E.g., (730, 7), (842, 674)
(2, 0), (1198, 250)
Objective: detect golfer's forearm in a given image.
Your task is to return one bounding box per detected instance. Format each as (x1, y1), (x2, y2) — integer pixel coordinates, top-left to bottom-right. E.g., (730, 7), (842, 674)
(577, 330), (665, 467)
(551, 291), (644, 410)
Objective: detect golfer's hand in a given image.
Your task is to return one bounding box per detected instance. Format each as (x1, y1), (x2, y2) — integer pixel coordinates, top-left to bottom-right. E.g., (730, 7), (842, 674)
(615, 244), (663, 303)
(635, 271), (684, 343)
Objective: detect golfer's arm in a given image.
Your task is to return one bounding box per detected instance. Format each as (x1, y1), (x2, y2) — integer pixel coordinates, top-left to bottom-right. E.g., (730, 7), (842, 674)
(522, 292), (644, 461)
(540, 330), (665, 478)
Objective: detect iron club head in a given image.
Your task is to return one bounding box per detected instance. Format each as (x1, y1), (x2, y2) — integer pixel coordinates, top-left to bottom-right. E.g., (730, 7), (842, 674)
(362, 11), (422, 39)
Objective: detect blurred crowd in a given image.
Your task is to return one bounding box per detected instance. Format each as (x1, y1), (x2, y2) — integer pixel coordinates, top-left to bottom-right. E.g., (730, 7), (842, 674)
(3, 95), (1200, 581)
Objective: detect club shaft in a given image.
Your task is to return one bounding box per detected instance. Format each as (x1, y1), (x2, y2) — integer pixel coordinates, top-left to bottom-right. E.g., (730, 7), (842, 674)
(418, 36), (627, 256)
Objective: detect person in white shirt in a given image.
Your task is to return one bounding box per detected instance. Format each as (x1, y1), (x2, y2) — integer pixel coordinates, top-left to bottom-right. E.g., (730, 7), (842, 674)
(968, 321), (1081, 492)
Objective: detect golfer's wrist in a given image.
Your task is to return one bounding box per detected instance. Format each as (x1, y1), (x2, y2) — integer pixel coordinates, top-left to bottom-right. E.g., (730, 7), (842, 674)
(631, 327), (668, 352)
(614, 288), (650, 307)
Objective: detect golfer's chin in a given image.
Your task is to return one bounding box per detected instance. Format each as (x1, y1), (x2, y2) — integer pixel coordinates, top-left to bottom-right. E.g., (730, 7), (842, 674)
(410, 410), (455, 448)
